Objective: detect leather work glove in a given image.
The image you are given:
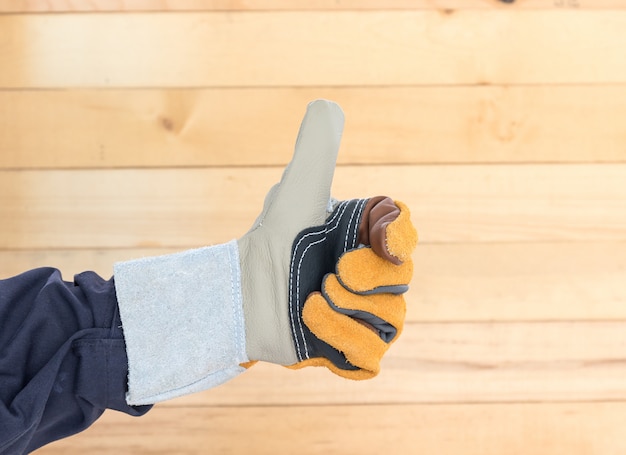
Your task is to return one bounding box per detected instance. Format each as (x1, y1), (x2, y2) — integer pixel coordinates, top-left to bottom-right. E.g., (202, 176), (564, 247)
(113, 100), (417, 405)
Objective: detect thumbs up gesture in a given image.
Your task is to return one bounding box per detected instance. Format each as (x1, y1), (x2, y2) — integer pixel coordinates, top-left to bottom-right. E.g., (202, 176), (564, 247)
(239, 100), (418, 378)
(114, 100), (417, 405)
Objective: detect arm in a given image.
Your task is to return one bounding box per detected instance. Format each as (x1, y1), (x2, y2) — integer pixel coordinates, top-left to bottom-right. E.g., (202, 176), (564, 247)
(0, 100), (417, 453)
(0, 268), (151, 454)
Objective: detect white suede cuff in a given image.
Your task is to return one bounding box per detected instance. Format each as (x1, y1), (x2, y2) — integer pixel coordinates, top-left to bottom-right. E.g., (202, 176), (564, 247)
(113, 240), (248, 405)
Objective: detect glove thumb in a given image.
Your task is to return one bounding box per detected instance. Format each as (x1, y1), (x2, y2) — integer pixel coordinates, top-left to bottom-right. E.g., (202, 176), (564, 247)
(252, 99), (344, 235)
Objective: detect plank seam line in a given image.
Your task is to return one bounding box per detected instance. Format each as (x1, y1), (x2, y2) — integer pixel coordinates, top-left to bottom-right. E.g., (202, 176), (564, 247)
(160, 398), (626, 410)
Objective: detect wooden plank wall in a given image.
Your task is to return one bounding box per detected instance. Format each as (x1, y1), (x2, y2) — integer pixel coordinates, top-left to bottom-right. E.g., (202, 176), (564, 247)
(1, 1), (626, 453)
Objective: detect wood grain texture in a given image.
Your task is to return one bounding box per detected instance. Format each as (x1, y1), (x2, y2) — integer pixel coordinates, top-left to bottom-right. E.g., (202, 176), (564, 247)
(1, 165), (625, 249)
(159, 321), (626, 406)
(2, 11), (626, 88)
(1, 0), (622, 12)
(2, 242), (626, 322)
(3, 4), (626, 454)
(36, 402), (626, 455)
(3, 86), (626, 169)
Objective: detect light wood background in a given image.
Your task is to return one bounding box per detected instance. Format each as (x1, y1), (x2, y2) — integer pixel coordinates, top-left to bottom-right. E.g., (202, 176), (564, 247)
(1, 1), (626, 454)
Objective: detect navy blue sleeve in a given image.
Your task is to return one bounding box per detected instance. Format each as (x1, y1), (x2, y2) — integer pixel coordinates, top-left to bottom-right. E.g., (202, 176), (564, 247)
(0, 268), (151, 455)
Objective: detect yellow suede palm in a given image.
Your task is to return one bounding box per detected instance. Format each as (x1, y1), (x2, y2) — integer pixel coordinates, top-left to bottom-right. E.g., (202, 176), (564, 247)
(292, 200), (417, 379)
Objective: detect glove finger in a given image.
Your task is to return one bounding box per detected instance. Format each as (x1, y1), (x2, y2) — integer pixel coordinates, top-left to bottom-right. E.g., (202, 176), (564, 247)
(386, 200), (418, 264)
(358, 198), (417, 265)
(302, 292), (388, 377)
(263, 99), (344, 232)
(357, 196), (400, 263)
(322, 274), (405, 343)
(336, 247), (413, 294)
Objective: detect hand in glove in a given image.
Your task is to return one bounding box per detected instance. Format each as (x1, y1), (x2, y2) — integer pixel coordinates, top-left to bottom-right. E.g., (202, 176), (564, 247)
(240, 100), (416, 378)
(114, 100), (417, 405)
